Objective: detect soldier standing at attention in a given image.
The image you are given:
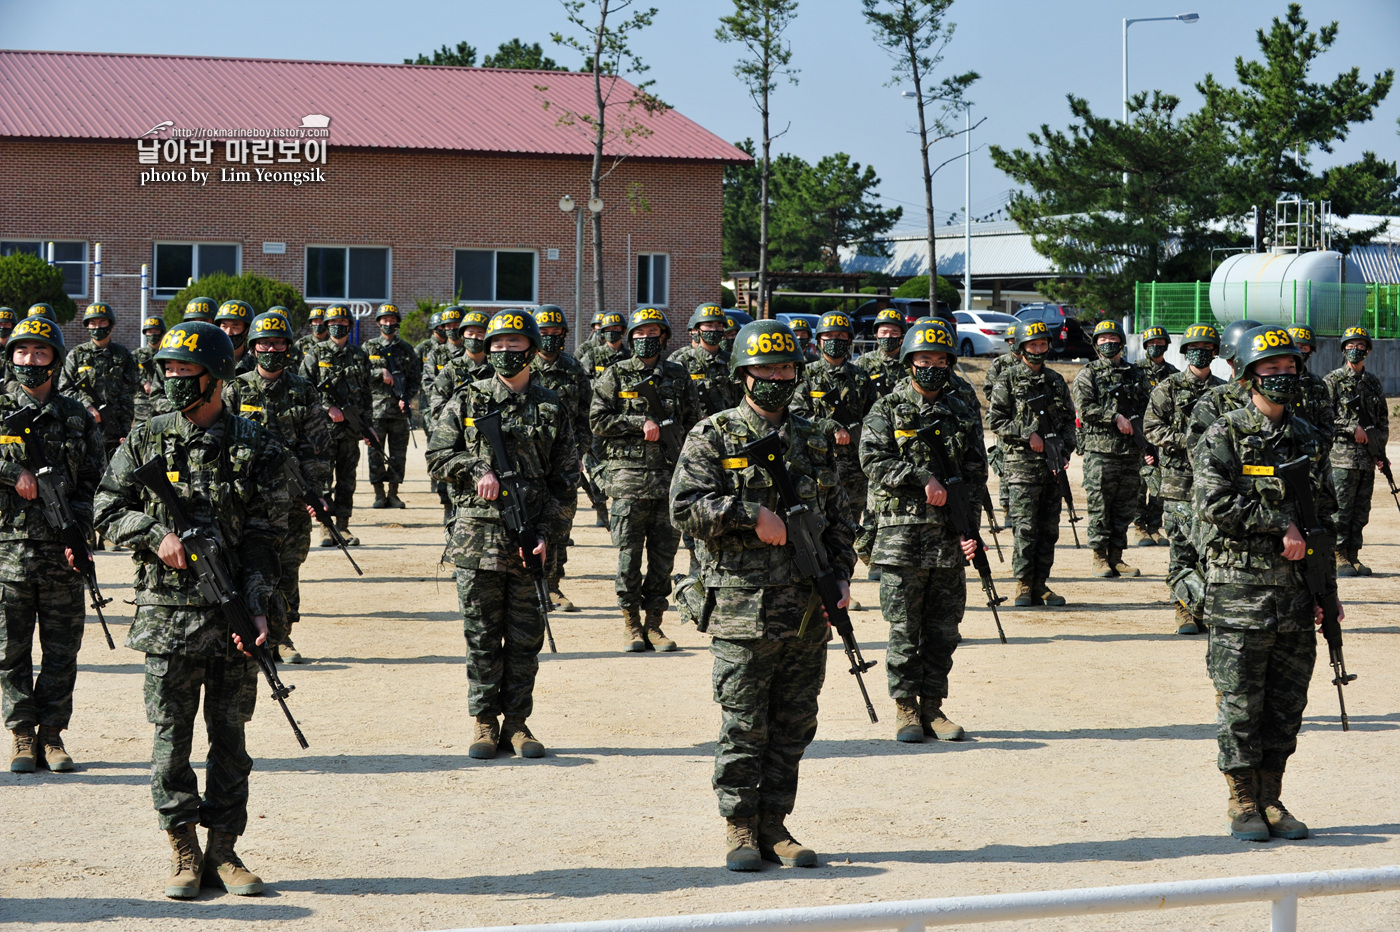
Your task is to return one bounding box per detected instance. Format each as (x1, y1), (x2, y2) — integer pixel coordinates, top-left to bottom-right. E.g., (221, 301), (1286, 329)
(1193, 325), (1338, 843)
(431, 310), (495, 421)
(415, 309), (445, 368)
(294, 306), (328, 360)
(590, 307), (699, 653)
(1325, 326), (1388, 577)
(789, 317), (819, 362)
(132, 315), (167, 432)
(60, 302), (139, 463)
(1, 317), (104, 773)
(529, 304), (590, 613)
(578, 312), (630, 529)
(858, 308), (909, 398)
(988, 321), (1076, 607)
(1072, 320), (1153, 579)
(300, 304), (373, 547)
(426, 310), (576, 760)
(1144, 323), (1224, 635)
(420, 306), (466, 427)
(1285, 326), (1335, 461)
(363, 303), (420, 510)
(214, 300), (256, 376)
(1132, 325), (1177, 546)
(671, 319), (854, 872)
(859, 318), (984, 743)
(95, 321), (288, 897)
(223, 312), (332, 665)
(983, 325), (1019, 520)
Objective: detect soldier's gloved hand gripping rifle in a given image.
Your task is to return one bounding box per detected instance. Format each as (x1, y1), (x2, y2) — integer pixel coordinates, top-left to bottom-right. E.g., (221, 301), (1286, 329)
(1277, 455), (1355, 731)
(3, 406), (115, 649)
(1028, 391), (1082, 547)
(742, 430), (878, 723)
(916, 421), (1007, 643)
(133, 455), (309, 748)
(474, 409), (556, 653)
(633, 373), (685, 463)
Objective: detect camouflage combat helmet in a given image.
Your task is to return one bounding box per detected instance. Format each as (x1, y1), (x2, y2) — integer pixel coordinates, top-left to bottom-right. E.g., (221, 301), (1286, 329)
(1235, 325), (1301, 382)
(183, 297), (216, 322)
(728, 320), (805, 376)
(688, 303), (728, 330)
(534, 305), (568, 332)
(6, 315), (66, 363)
(873, 307), (908, 334)
(485, 308), (541, 351)
(628, 306), (671, 340)
(1340, 325), (1372, 351)
(900, 318), (957, 366)
(154, 321), (236, 380)
(1219, 319), (1263, 364)
(815, 311), (855, 337)
(82, 303), (116, 325)
(1180, 322), (1221, 349)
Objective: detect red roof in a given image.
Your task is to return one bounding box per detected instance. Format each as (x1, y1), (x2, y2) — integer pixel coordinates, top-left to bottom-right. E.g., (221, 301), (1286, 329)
(0, 49), (751, 163)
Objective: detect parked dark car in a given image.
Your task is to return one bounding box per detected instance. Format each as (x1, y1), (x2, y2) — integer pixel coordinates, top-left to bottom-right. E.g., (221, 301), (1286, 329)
(1013, 303), (1093, 359)
(852, 297), (955, 336)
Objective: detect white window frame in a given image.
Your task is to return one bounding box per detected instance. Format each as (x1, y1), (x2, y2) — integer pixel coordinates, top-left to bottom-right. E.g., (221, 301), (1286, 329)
(452, 248), (538, 306)
(1, 240), (89, 298)
(304, 244), (393, 303)
(152, 241), (241, 297)
(636, 252), (670, 307)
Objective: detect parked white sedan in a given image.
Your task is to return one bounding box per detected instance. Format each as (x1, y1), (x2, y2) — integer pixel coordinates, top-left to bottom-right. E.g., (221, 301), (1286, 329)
(953, 311), (1016, 357)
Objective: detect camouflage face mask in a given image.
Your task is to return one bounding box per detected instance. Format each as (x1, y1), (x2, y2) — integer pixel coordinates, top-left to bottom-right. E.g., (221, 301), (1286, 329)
(164, 372), (211, 410)
(256, 350), (289, 373)
(1096, 341), (1123, 359)
(1344, 347), (1368, 364)
(699, 329), (723, 347)
(327, 324), (351, 339)
(821, 338), (851, 359)
(539, 334), (566, 354)
(488, 348), (533, 378)
(88, 325), (113, 342)
(463, 337), (486, 355)
(911, 364), (951, 391)
(1146, 343), (1166, 359)
(744, 375), (798, 413)
(12, 363), (53, 389)
(1022, 350), (1047, 365)
(877, 336), (902, 354)
(631, 335), (662, 359)
(1184, 347), (1214, 369)
(1253, 372), (1301, 404)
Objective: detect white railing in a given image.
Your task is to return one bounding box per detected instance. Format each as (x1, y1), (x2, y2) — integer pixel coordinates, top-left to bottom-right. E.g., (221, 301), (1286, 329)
(448, 866), (1400, 932)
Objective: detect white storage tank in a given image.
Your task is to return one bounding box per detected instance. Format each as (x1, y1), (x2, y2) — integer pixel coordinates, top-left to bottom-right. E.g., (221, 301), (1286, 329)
(1210, 249), (1366, 331)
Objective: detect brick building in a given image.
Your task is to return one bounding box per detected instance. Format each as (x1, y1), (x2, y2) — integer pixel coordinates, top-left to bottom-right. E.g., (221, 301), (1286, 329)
(0, 50), (748, 350)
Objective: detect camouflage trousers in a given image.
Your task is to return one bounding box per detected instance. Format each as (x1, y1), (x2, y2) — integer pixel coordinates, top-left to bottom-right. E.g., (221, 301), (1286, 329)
(711, 587), (827, 818)
(609, 497), (680, 612)
(547, 496), (578, 588)
(1006, 480), (1061, 581)
(1083, 452), (1143, 553)
(0, 558), (85, 730)
(838, 470), (867, 533)
(270, 508), (313, 645)
(1207, 618), (1316, 773)
(1163, 497), (1205, 618)
(458, 568), (545, 719)
(327, 431), (362, 522)
(1135, 464), (1164, 532)
(143, 650), (259, 833)
(583, 450), (609, 511)
(879, 565), (965, 701)
(1331, 466), (1375, 554)
(369, 415), (410, 488)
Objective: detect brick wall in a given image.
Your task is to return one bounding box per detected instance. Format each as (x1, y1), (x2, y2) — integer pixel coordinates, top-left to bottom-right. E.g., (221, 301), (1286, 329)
(0, 139), (724, 353)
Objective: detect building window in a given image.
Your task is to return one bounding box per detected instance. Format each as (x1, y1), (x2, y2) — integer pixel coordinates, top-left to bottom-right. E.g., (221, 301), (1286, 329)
(306, 246), (391, 302)
(636, 253), (669, 307)
(153, 242), (240, 297)
(2, 240), (88, 298)
(454, 249), (537, 304)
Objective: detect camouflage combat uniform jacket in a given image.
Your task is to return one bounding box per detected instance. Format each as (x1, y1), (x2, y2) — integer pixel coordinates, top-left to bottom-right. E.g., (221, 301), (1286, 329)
(579, 340), (631, 379)
(431, 354), (494, 421)
(420, 340), (464, 416)
(1293, 367), (1335, 458)
(983, 351), (1020, 402)
(1189, 379), (1252, 445)
(673, 345), (737, 419)
(986, 362), (1077, 483)
(93, 410), (289, 655)
(222, 369), (333, 499)
(590, 355), (699, 500)
(1145, 368), (1225, 502)
(670, 402), (855, 639)
(1072, 356), (1152, 457)
(60, 340), (139, 444)
(132, 342), (162, 430)
(1325, 365), (1388, 471)
(363, 335), (422, 420)
(857, 350), (903, 399)
(300, 340), (373, 440)
(531, 351), (591, 464)
(790, 357), (876, 496)
(859, 380), (986, 568)
(426, 377), (577, 572)
(1136, 355), (1178, 390)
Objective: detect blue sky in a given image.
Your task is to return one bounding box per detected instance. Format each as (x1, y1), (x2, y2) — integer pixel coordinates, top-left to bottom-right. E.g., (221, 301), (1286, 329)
(5, 0), (1397, 232)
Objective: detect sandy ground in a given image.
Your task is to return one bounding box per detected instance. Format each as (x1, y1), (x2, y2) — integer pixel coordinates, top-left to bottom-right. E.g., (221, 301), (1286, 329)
(4, 426), (1400, 932)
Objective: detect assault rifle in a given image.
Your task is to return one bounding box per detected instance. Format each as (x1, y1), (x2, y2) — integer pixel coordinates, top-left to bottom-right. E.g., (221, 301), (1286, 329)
(743, 430), (878, 723)
(474, 409), (556, 653)
(282, 458), (361, 576)
(383, 352), (416, 448)
(1276, 455), (1354, 731)
(1357, 409), (1400, 516)
(917, 423), (1007, 643)
(133, 455), (308, 748)
(1027, 391), (1082, 547)
(2, 406), (115, 649)
(980, 487), (1005, 562)
(317, 374), (401, 484)
(632, 373), (685, 463)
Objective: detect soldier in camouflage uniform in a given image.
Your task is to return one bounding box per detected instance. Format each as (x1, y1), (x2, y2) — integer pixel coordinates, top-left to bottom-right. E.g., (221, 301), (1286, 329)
(1145, 324), (1224, 634)
(1, 318), (104, 774)
(857, 308), (908, 398)
(431, 310), (495, 421)
(673, 305), (739, 419)
(0, 307), (13, 386)
(414, 310), (446, 370)
(789, 316), (819, 362)
(132, 314), (167, 432)
(363, 303), (421, 509)
(1132, 326), (1178, 546)
(1072, 320), (1153, 578)
(530, 304), (590, 612)
(988, 320), (1077, 607)
(671, 318), (854, 872)
(300, 304), (373, 546)
(984, 325), (1020, 517)
(294, 305), (328, 360)
(722, 310), (753, 359)
(577, 312), (631, 528)
(1285, 325), (1335, 460)
(182, 296), (216, 324)
(214, 300), (256, 376)
(94, 321), (287, 897)
(859, 318), (984, 744)
(591, 307), (699, 651)
(60, 302), (139, 461)
(1325, 325), (1388, 577)
(1193, 325), (1337, 843)
(223, 313), (332, 664)
(426, 310), (576, 760)
(421, 307), (466, 430)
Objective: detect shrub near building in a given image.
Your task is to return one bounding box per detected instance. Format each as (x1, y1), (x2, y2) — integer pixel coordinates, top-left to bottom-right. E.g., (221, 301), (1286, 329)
(162, 273), (311, 328)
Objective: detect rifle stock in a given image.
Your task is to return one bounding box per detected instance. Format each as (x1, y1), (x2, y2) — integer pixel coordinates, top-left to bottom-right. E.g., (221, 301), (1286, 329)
(742, 431), (878, 723)
(132, 455), (309, 748)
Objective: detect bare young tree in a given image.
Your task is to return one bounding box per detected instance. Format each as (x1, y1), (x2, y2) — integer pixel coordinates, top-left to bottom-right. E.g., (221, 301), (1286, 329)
(547, 0), (668, 315)
(717, 0), (799, 319)
(863, 0), (977, 296)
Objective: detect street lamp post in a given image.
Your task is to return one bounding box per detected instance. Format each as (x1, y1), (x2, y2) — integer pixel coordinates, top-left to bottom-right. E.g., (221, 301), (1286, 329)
(1121, 13), (1198, 186)
(559, 194), (604, 354)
